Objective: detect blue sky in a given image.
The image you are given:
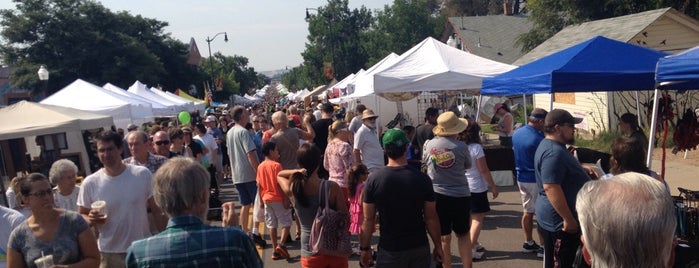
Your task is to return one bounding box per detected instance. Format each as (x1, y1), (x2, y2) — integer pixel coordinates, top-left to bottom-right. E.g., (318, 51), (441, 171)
(0, 0), (394, 71)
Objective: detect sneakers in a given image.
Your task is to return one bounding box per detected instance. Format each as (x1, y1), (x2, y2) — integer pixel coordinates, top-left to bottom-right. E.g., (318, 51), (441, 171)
(275, 245), (290, 259)
(472, 249), (485, 260)
(473, 242), (485, 252)
(522, 240), (540, 253)
(537, 247), (544, 258)
(248, 232), (267, 248)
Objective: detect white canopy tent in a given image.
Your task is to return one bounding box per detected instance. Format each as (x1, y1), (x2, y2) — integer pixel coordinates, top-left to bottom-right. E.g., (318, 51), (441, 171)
(150, 87), (196, 112)
(128, 81), (188, 114)
(331, 53), (400, 104)
(373, 37), (517, 95)
(165, 91), (206, 112)
(41, 79), (153, 129)
(0, 101), (114, 140)
(103, 83), (176, 117)
(0, 101), (114, 174)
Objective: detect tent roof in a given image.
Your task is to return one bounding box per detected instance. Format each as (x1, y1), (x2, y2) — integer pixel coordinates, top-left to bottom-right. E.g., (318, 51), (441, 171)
(656, 45), (699, 90)
(128, 81), (184, 108)
(481, 36), (669, 95)
(514, 8), (674, 65)
(42, 79), (133, 112)
(0, 101), (114, 140)
(373, 37), (516, 94)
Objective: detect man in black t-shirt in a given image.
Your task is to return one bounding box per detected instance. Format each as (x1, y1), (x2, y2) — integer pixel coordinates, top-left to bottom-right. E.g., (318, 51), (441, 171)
(411, 107), (439, 161)
(360, 129), (444, 268)
(311, 103), (335, 179)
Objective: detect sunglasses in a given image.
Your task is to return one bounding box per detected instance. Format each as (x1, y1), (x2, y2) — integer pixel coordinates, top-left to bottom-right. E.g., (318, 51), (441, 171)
(28, 189), (53, 198)
(155, 140), (171, 146)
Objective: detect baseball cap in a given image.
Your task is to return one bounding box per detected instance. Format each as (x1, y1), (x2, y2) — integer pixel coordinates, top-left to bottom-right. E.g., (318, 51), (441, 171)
(204, 115), (217, 123)
(126, 123), (138, 131)
(382, 128), (410, 148)
(545, 109), (582, 127)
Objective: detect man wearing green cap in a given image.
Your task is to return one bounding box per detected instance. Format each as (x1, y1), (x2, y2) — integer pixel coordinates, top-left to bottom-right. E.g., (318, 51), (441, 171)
(359, 129), (444, 268)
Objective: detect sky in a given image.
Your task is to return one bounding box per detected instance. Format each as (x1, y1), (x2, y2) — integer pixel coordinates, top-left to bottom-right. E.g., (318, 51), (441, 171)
(1, 0), (394, 72)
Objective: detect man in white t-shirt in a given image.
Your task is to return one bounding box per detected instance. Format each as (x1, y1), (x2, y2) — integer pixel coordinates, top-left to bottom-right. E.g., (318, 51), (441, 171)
(195, 123), (219, 193)
(354, 109), (384, 173)
(77, 131), (167, 268)
(349, 104), (367, 134)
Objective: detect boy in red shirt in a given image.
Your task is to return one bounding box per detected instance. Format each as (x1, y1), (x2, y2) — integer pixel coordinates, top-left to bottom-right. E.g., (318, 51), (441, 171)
(256, 142), (292, 260)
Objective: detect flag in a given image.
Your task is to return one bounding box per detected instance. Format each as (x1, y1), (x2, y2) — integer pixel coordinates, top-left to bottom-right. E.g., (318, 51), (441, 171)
(187, 38), (202, 66)
(206, 88), (214, 106)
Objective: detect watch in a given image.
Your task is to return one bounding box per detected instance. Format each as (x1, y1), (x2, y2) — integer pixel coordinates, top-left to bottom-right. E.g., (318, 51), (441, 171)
(360, 246), (372, 251)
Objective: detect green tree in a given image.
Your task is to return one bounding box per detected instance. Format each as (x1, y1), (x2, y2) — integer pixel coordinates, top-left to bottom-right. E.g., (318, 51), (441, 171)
(363, 0), (445, 65)
(202, 52), (270, 101)
(0, 0), (199, 95)
(302, 0), (373, 85)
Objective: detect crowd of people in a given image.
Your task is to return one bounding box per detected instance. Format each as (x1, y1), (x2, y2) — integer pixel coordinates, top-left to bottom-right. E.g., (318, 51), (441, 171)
(0, 98), (678, 268)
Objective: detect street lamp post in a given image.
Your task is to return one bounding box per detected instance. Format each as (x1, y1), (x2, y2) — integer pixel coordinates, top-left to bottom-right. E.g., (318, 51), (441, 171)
(205, 32), (228, 96)
(37, 65), (49, 98)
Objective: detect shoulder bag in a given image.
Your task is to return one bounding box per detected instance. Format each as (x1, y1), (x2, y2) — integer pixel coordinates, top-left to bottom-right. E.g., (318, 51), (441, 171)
(309, 180), (352, 257)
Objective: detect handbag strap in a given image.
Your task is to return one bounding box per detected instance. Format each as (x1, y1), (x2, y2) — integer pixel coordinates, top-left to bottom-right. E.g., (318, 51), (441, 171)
(317, 180), (330, 210)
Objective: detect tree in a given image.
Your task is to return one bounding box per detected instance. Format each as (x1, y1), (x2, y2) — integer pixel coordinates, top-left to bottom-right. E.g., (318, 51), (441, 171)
(0, 0), (200, 95)
(442, 0), (505, 17)
(302, 0), (373, 85)
(363, 0), (445, 65)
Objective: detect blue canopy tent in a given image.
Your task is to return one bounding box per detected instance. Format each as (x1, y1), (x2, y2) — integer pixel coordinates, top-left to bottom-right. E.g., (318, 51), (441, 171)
(647, 45), (699, 166)
(481, 36), (669, 167)
(481, 36), (668, 95)
(656, 45), (699, 90)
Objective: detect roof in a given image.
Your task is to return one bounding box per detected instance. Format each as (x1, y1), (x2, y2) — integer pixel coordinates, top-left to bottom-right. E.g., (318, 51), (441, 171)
(514, 7), (684, 65)
(448, 15), (533, 64)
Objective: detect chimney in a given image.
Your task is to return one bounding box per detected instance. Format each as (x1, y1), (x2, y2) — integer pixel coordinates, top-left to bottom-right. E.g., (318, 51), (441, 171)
(503, 0), (513, 16)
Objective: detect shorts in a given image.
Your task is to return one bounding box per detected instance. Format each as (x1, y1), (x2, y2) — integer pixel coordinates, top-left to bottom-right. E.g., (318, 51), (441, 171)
(469, 191), (491, 213)
(264, 201), (292, 228)
(435, 193), (471, 236)
(376, 245), (431, 268)
(235, 181), (258, 206)
(518, 182), (538, 213)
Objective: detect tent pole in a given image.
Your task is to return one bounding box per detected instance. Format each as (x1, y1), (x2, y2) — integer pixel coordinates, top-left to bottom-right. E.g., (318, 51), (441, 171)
(646, 88), (660, 168)
(522, 94), (527, 125)
(476, 95), (483, 123)
(549, 94), (553, 111)
(635, 91), (642, 127)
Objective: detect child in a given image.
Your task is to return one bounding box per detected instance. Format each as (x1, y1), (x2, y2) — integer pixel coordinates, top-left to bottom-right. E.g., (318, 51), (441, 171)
(256, 142), (292, 260)
(348, 164), (369, 236)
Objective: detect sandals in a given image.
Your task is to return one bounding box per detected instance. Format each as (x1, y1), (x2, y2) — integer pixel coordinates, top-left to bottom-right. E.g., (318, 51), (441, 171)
(275, 245), (290, 259)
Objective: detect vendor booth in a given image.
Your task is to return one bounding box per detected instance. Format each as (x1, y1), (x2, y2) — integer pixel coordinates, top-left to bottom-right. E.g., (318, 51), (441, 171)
(0, 101), (114, 206)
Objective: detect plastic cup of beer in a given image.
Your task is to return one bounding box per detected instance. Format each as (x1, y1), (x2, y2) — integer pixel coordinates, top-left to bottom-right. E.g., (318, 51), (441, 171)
(90, 200), (108, 219)
(34, 254), (53, 268)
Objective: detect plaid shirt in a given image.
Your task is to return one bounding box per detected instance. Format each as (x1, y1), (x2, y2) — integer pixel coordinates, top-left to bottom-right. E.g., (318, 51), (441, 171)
(122, 153), (168, 174)
(126, 215), (262, 268)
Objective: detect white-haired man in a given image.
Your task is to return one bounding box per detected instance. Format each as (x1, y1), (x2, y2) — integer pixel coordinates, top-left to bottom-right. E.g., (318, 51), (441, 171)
(576, 172), (676, 268)
(126, 157), (262, 267)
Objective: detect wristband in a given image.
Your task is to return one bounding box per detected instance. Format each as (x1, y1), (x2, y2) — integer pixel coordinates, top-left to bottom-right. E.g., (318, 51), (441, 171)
(360, 246), (372, 251)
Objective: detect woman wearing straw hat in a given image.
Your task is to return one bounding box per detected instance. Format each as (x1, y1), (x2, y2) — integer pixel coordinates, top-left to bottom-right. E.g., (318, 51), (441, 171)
(423, 112), (474, 268)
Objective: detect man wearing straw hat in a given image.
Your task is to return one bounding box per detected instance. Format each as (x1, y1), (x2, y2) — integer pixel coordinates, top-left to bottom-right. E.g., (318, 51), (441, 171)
(353, 109), (384, 173)
(423, 111), (473, 267)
